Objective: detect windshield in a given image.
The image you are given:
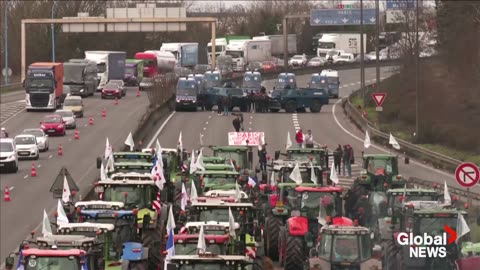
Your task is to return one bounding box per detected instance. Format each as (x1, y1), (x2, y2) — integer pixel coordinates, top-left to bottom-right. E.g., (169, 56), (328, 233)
(366, 158), (395, 175)
(417, 216), (457, 236)
(310, 76), (327, 88)
(178, 80), (197, 90)
(319, 234), (368, 262)
(15, 137), (36, 145)
(97, 63), (106, 73)
(23, 130), (43, 137)
(55, 111), (74, 118)
(102, 186), (149, 208)
(319, 42), (335, 49)
(25, 256), (80, 270)
(28, 78), (54, 89)
(276, 76), (296, 89)
(0, 142), (14, 152)
(204, 74), (221, 88)
(176, 264), (235, 270)
(392, 194), (438, 208)
(175, 243), (223, 255)
(142, 59), (154, 66)
(226, 51), (243, 58)
(293, 56), (303, 60)
(125, 67), (136, 75)
(204, 175), (238, 188)
(43, 117), (62, 123)
(199, 208), (244, 222)
(207, 45), (224, 53)
(64, 66), (84, 83)
(369, 192), (388, 218)
(243, 74), (261, 88)
(326, 76), (339, 84)
(292, 191), (338, 218)
(214, 152), (244, 168)
(64, 99), (81, 106)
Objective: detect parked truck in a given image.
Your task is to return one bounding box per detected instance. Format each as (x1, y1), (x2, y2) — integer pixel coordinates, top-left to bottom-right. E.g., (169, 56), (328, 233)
(84, 51), (126, 91)
(252, 34), (297, 56)
(316, 33), (367, 58)
(63, 59), (97, 97)
(124, 59), (144, 86)
(226, 39), (272, 72)
(24, 62), (64, 111)
(160, 43), (199, 68)
(135, 50), (177, 78)
(207, 35), (250, 65)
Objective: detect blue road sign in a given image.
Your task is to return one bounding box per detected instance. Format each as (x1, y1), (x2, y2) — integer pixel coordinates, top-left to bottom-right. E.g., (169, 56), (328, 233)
(310, 9), (377, 26)
(386, 0), (416, 10)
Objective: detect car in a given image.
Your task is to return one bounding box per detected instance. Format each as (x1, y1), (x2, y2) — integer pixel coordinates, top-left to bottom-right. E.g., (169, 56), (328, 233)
(288, 54), (308, 67)
(40, 115), (66, 136)
(55, 109), (76, 129)
(333, 53), (355, 64)
(62, 95), (84, 118)
(0, 138), (18, 173)
(307, 57), (325, 67)
(246, 62), (263, 72)
(109, 79), (126, 96)
(262, 61), (278, 72)
(101, 83), (123, 99)
(354, 52), (377, 63)
(22, 128), (49, 152)
(325, 49), (345, 63)
(14, 134), (39, 160)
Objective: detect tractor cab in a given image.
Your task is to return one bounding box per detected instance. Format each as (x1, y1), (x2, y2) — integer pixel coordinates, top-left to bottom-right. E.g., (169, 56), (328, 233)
(271, 159), (325, 187)
(276, 147), (329, 169)
(184, 221), (240, 236)
(6, 248), (88, 270)
(203, 189), (249, 201)
(314, 225), (381, 270)
(96, 151), (153, 170)
(174, 234), (230, 255)
(456, 242), (480, 270)
(111, 162), (153, 175)
(165, 254), (253, 270)
(210, 146), (254, 175)
(195, 170), (242, 194)
(356, 154), (405, 191)
(385, 188), (439, 226)
(143, 147), (182, 184)
(34, 235), (97, 250)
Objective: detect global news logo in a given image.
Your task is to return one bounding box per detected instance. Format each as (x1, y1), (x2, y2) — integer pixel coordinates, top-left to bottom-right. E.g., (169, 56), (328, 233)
(396, 225), (456, 258)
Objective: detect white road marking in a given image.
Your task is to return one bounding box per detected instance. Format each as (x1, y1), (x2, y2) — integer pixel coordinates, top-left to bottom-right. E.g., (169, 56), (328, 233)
(9, 186), (15, 190)
(24, 175), (28, 179)
(1, 107), (26, 125)
(37, 164), (41, 168)
(146, 112), (176, 148)
(249, 122), (252, 125)
(250, 116), (253, 119)
(49, 155), (53, 159)
(68, 138), (72, 142)
(249, 128), (252, 131)
(208, 115), (212, 119)
(203, 127), (206, 131)
(206, 122), (209, 125)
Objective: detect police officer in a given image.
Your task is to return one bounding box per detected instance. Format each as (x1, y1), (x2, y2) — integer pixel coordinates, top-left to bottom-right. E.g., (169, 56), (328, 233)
(0, 127), (8, 138)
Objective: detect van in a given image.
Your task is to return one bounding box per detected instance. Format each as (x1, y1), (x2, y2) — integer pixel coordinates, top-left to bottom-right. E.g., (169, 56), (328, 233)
(63, 96), (84, 117)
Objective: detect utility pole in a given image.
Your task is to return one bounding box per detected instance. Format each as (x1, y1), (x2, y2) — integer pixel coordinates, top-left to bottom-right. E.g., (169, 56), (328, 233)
(4, 0), (9, 84)
(283, 17), (288, 72)
(375, 0), (380, 92)
(360, 0), (365, 107)
(51, 1), (56, 62)
(415, 0), (420, 140)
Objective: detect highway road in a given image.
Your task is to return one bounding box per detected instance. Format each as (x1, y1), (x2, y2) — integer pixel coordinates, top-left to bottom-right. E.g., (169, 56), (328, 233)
(0, 88), (150, 262)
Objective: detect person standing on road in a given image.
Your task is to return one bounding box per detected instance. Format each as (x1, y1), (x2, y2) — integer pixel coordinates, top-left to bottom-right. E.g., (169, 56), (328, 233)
(342, 145), (350, 176)
(304, 130), (314, 148)
(217, 95), (223, 115)
(348, 144), (355, 176)
(223, 94), (231, 116)
(239, 114), (244, 131)
(296, 129), (304, 148)
(333, 144), (343, 175)
(0, 127), (8, 138)
(232, 116), (241, 132)
(258, 144), (267, 172)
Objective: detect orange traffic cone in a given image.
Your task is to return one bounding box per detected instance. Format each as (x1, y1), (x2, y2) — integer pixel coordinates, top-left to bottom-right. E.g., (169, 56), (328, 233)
(136, 88), (140, 97)
(74, 130), (79, 140)
(31, 163), (37, 177)
(114, 97), (118, 105)
(102, 108), (106, 118)
(89, 117), (94, 126)
(58, 144), (63, 156)
(4, 186), (11, 202)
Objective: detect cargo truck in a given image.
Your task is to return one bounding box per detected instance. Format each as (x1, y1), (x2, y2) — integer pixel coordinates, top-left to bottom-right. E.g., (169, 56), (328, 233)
(135, 50), (176, 78)
(252, 34), (297, 56)
(160, 43), (199, 68)
(226, 39), (272, 72)
(84, 51), (126, 91)
(316, 33), (366, 58)
(124, 59), (144, 86)
(24, 62), (64, 111)
(63, 59), (97, 97)
(207, 35), (250, 65)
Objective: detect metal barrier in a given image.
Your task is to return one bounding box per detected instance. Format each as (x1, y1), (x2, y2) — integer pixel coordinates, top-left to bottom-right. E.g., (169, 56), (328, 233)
(0, 82), (22, 92)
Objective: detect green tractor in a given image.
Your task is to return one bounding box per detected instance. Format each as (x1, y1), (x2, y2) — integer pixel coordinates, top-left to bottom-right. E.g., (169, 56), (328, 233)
(5, 248), (89, 270)
(277, 186), (345, 269)
(196, 170), (242, 194)
(165, 254), (257, 270)
(275, 147), (330, 170)
(210, 146), (256, 176)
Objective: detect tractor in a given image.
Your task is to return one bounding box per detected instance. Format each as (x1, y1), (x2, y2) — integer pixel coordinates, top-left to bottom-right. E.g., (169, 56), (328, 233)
(165, 254), (256, 270)
(275, 147), (330, 170)
(196, 170), (242, 194)
(311, 224), (382, 270)
(456, 242), (480, 270)
(5, 248), (90, 270)
(277, 186), (345, 270)
(174, 234), (231, 255)
(210, 146), (256, 177)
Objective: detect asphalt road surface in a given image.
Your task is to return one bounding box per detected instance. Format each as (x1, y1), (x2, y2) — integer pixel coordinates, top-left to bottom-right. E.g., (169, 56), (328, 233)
(0, 87), (149, 262)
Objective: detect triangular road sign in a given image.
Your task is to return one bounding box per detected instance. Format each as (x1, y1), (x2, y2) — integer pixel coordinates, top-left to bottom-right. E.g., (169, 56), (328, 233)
(49, 166), (80, 199)
(371, 93), (387, 107)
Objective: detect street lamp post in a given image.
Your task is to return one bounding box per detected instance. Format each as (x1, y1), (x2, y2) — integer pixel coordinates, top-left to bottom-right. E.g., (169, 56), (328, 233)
(51, 1), (56, 62)
(4, 0), (9, 84)
(415, 0), (420, 140)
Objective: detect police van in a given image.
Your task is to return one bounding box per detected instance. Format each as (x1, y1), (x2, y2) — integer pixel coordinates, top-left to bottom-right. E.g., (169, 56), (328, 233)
(309, 69), (339, 98)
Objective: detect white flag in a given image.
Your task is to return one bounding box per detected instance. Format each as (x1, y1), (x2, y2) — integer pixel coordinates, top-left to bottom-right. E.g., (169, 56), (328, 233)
(56, 200), (69, 225)
(456, 213), (470, 243)
(104, 137), (112, 158)
(106, 152), (115, 173)
(286, 132), (293, 149)
(235, 182), (241, 202)
(270, 171), (277, 186)
(62, 176), (71, 203)
(228, 207), (236, 238)
(167, 205), (176, 232)
(190, 181), (198, 202)
(444, 181), (451, 205)
(248, 177), (257, 187)
(330, 163), (339, 184)
(156, 139), (162, 161)
(195, 149), (205, 172)
(318, 201), (326, 226)
(364, 130), (371, 149)
(124, 132), (135, 151)
(389, 133), (400, 150)
(289, 163), (303, 185)
(199, 133), (204, 146)
(181, 183), (187, 211)
(197, 225), (207, 254)
(189, 150), (197, 174)
(42, 209), (53, 237)
(230, 159), (236, 171)
(178, 132), (183, 151)
(100, 162), (107, 181)
(310, 162), (317, 184)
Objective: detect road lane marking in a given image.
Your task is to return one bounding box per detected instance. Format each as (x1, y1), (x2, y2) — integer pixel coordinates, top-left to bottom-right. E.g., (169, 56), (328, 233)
(9, 186), (15, 190)
(24, 175), (28, 179)
(206, 121), (209, 125)
(1, 108), (26, 125)
(146, 112), (176, 147)
(203, 127), (206, 131)
(37, 164), (41, 168)
(49, 155), (53, 159)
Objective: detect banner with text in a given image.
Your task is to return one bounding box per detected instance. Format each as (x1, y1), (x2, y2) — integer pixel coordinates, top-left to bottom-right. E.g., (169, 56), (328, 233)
(228, 132), (265, 146)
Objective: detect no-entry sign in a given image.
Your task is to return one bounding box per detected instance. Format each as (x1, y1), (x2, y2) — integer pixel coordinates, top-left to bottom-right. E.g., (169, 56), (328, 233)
(455, 162), (480, 188)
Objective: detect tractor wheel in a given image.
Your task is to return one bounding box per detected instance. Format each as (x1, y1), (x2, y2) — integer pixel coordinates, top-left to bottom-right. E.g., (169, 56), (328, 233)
(141, 205), (168, 270)
(265, 216), (282, 261)
(310, 100), (322, 113)
(278, 227), (287, 266)
(122, 260), (148, 270)
(285, 100), (297, 113)
(205, 104), (213, 111)
(284, 235), (305, 270)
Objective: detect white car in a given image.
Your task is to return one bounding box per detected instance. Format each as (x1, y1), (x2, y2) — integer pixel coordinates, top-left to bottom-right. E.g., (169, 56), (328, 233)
(109, 79), (126, 96)
(333, 53), (355, 64)
(14, 134), (39, 160)
(22, 128), (49, 152)
(55, 109), (76, 129)
(307, 57), (325, 67)
(0, 138), (18, 173)
(289, 54), (308, 67)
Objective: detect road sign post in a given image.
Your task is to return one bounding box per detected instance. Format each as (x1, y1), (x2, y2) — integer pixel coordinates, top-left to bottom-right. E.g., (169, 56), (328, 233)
(455, 162), (480, 188)
(310, 8), (377, 26)
(371, 93), (386, 111)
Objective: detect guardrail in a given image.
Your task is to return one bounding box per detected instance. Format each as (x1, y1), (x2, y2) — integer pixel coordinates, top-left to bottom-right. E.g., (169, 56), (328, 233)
(0, 82), (22, 93)
(342, 86), (463, 173)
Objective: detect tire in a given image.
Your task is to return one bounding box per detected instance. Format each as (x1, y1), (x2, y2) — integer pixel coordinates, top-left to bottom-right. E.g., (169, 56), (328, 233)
(35, 153), (39, 160)
(46, 144), (49, 151)
(284, 235), (305, 270)
(12, 164), (18, 173)
(285, 100), (296, 113)
(205, 105), (213, 111)
(125, 260), (148, 270)
(310, 100), (322, 113)
(265, 216), (282, 261)
(334, 94), (339, 99)
(142, 205), (168, 270)
(62, 130), (66, 136)
(278, 227), (287, 266)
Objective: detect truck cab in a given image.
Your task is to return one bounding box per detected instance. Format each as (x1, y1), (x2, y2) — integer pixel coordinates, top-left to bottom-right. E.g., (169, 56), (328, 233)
(175, 78), (199, 111)
(65, 59), (98, 97)
(25, 62), (64, 111)
(309, 70), (340, 98)
(242, 71), (262, 94)
(124, 59), (144, 86)
(225, 40), (250, 72)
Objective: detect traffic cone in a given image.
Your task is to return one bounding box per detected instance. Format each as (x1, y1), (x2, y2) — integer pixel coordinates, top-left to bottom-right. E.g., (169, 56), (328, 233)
(31, 163), (37, 177)
(102, 108), (106, 118)
(114, 97), (118, 105)
(89, 117), (94, 126)
(74, 130), (79, 140)
(136, 88), (140, 97)
(58, 144), (63, 156)
(4, 186), (11, 202)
